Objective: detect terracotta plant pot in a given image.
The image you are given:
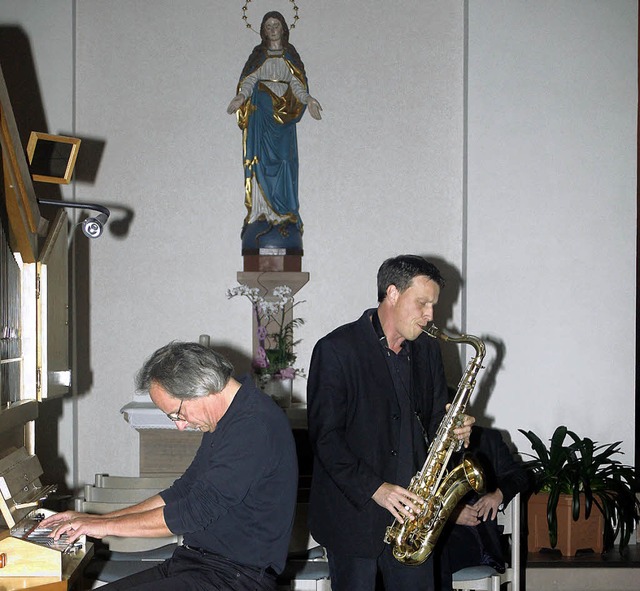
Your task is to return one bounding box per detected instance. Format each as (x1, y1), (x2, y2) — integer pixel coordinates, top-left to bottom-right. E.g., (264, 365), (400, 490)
(528, 492), (604, 556)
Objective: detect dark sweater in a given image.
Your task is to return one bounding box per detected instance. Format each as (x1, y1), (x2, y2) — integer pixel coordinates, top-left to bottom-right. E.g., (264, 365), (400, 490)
(160, 376), (298, 574)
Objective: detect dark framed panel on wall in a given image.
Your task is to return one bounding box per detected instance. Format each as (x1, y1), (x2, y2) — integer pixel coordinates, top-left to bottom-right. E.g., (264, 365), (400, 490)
(26, 131), (81, 184)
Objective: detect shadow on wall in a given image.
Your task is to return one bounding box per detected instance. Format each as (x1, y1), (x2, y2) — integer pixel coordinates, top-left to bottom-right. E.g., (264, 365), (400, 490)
(0, 28), (47, 144)
(471, 333), (506, 428)
(0, 26), (71, 491)
(0, 26), (56, 205)
(1, 26), (139, 495)
(205, 343), (254, 381)
(420, 255), (506, 431)
(422, 255), (464, 388)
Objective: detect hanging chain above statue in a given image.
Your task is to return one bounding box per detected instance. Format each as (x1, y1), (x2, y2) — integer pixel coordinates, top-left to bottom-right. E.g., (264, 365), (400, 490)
(241, 0), (300, 35)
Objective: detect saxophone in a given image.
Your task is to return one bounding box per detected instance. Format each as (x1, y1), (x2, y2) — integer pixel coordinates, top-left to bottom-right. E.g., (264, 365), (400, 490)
(383, 324), (486, 565)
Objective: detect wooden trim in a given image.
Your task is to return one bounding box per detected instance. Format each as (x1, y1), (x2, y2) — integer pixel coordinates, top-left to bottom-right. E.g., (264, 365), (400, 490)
(0, 65), (43, 262)
(636, 4), (639, 483)
(26, 132), (81, 185)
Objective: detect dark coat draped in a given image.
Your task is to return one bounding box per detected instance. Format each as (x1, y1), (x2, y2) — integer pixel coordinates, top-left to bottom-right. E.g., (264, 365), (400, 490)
(439, 426), (531, 577)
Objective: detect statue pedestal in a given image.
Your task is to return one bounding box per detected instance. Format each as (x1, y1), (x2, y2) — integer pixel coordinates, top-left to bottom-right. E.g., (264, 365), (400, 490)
(241, 221), (302, 271)
(236, 271), (309, 300)
(243, 252), (301, 272)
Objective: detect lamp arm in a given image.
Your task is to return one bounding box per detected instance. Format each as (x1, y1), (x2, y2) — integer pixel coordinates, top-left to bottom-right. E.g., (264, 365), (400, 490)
(37, 199), (111, 239)
(37, 198), (110, 217)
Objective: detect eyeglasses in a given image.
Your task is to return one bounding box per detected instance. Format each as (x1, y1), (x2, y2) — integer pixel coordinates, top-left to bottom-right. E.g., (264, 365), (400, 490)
(166, 398), (185, 422)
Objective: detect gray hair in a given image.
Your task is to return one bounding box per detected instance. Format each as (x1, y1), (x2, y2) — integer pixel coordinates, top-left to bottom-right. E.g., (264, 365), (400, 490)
(135, 341), (234, 400)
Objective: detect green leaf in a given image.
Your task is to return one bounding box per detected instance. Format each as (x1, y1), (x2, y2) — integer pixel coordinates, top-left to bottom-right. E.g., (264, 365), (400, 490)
(519, 425), (640, 552)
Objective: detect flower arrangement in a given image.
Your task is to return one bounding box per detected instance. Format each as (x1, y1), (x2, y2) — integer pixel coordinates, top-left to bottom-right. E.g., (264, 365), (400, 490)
(227, 283), (305, 387)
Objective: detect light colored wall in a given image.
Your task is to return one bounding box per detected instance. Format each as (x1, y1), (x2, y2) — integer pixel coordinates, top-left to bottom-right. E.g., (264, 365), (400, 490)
(68, 0), (465, 485)
(0, 1), (72, 124)
(466, 1), (637, 459)
(0, 0), (635, 489)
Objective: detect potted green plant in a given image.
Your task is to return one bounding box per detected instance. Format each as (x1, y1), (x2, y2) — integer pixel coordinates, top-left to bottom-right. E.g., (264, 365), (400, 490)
(519, 425), (640, 554)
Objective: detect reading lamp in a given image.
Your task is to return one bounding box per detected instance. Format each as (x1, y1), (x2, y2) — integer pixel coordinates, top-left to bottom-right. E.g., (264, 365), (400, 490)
(37, 199), (111, 239)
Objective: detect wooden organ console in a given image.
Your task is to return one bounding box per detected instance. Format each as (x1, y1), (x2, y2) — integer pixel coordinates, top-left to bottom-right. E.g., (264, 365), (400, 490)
(0, 63), (93, 589)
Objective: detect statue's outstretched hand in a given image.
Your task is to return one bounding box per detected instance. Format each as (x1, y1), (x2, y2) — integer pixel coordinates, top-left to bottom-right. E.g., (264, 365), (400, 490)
(227, 94), (245, 114)
(307, 97), (323, 120)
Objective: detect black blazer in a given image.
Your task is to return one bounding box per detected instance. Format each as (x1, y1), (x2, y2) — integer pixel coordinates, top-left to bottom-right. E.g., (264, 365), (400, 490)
(307, 309), (448, 557)
(467, 426), (530, 509)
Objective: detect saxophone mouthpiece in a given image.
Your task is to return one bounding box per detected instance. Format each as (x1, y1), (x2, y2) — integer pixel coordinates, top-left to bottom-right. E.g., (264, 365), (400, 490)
(422, 323), (445, 340)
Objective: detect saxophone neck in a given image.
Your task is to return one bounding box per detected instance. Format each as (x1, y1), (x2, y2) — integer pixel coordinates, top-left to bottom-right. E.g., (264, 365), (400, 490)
(422, 324), (485, 359)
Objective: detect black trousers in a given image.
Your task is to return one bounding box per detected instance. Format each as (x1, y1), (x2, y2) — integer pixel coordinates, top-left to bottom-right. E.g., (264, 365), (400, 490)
(327, 544), (434, 591)
(100, 545), (277, 591)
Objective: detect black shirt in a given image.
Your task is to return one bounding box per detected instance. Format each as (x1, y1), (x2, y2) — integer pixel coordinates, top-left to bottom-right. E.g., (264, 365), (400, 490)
(160, 376), (298, 573)
(372, 311), (427, 486)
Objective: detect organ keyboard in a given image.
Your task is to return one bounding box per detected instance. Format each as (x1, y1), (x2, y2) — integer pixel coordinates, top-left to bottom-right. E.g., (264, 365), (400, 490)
(0, 508), (86, 577)
(0, 447), (93, 587)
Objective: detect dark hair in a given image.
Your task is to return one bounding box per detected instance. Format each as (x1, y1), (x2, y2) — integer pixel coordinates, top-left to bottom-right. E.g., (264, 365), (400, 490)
(135, 341), (234, 400)
(260, 11), (290, 47)
(377, 255), (445, 302)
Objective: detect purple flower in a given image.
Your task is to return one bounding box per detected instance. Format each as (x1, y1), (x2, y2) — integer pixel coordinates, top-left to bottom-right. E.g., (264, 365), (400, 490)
(256, 326), (268, 341)
(278, 367), (296, 379)
(252, 347), (269, 369)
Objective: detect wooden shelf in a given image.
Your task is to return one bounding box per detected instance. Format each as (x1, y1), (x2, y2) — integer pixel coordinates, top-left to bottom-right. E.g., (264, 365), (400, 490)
(527, 543), (640, 568)
(525, 544), (640, 591)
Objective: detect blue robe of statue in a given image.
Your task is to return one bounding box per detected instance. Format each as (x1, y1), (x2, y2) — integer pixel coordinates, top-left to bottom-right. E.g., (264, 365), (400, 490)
(236, 44), (308, 235)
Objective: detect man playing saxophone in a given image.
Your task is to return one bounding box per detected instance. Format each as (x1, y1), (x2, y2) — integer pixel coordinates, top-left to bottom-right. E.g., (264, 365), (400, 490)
(307, 255), (475, 591)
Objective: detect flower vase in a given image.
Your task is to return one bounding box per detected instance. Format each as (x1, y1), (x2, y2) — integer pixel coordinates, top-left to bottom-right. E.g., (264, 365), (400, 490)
(262, 376), (293, 409)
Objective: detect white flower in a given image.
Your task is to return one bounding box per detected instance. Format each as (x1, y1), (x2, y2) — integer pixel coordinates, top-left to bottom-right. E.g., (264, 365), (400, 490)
(227, 283), (306, 381)
(226, 285), (261, 303)
(273, 285), (292, 298)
